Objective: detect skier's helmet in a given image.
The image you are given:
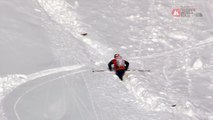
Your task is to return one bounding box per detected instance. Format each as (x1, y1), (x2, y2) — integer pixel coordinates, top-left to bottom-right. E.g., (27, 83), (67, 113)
(114, 54), (120, 58)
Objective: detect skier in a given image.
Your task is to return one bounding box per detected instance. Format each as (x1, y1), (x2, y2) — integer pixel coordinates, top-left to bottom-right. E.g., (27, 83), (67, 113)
(108, 54), (129, 81)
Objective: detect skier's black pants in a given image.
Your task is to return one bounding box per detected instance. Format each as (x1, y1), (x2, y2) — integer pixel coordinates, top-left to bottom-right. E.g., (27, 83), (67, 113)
(116, 70), (125, 80)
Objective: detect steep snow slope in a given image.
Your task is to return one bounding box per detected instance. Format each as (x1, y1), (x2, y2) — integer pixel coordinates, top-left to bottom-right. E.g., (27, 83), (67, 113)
(1, 0), (213, 120)
(0, 0), (55, 74)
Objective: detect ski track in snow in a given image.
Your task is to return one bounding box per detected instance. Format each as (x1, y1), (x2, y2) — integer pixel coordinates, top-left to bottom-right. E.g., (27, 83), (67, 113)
(78, 74), (100, 120)
(37, 0), (111, 56)
(27, 65), (85, 81)
(1, 65), (85, 120)
(14, 70), (85, 120)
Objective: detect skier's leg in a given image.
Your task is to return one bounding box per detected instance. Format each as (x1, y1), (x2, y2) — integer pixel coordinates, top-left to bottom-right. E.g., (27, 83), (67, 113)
(118, 74), (123, 80)
(120, 70), (125, 80)
(116, 71), (122, 80)
(116, 70), (125, 81)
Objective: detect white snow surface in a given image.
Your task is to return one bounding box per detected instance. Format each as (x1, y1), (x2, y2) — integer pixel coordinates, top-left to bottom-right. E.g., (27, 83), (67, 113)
(1, 0), (213, 120)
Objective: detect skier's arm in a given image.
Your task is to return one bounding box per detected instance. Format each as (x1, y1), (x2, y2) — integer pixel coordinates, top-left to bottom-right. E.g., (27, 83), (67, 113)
(125, 61), (129, 70)
(108, 60), (113, 71)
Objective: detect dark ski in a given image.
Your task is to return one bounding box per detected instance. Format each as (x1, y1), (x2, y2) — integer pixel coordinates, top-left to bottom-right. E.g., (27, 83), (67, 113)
(92, 69), (151, 72)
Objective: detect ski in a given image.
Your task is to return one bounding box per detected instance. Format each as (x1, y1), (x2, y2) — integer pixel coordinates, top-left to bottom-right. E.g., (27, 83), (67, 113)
(129, 69), (151, 72)
(92, 70), (109, 72)
(92, 69), (151, 72)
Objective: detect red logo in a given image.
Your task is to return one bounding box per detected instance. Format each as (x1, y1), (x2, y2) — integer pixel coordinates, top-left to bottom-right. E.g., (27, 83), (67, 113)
(172, 9), (181, 17)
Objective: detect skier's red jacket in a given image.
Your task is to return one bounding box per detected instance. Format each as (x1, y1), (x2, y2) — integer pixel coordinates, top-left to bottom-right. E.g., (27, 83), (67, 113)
(108, 58), (129, 71)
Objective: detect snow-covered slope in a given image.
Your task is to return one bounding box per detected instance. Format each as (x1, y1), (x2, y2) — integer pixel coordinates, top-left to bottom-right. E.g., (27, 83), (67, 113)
(1, 0), (213, 120)
(0, 0), (56, 74)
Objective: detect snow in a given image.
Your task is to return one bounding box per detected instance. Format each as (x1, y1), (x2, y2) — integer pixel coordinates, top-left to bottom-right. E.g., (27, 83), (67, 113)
(1, 0), (213, 120)
(192, 59), (203, 70)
